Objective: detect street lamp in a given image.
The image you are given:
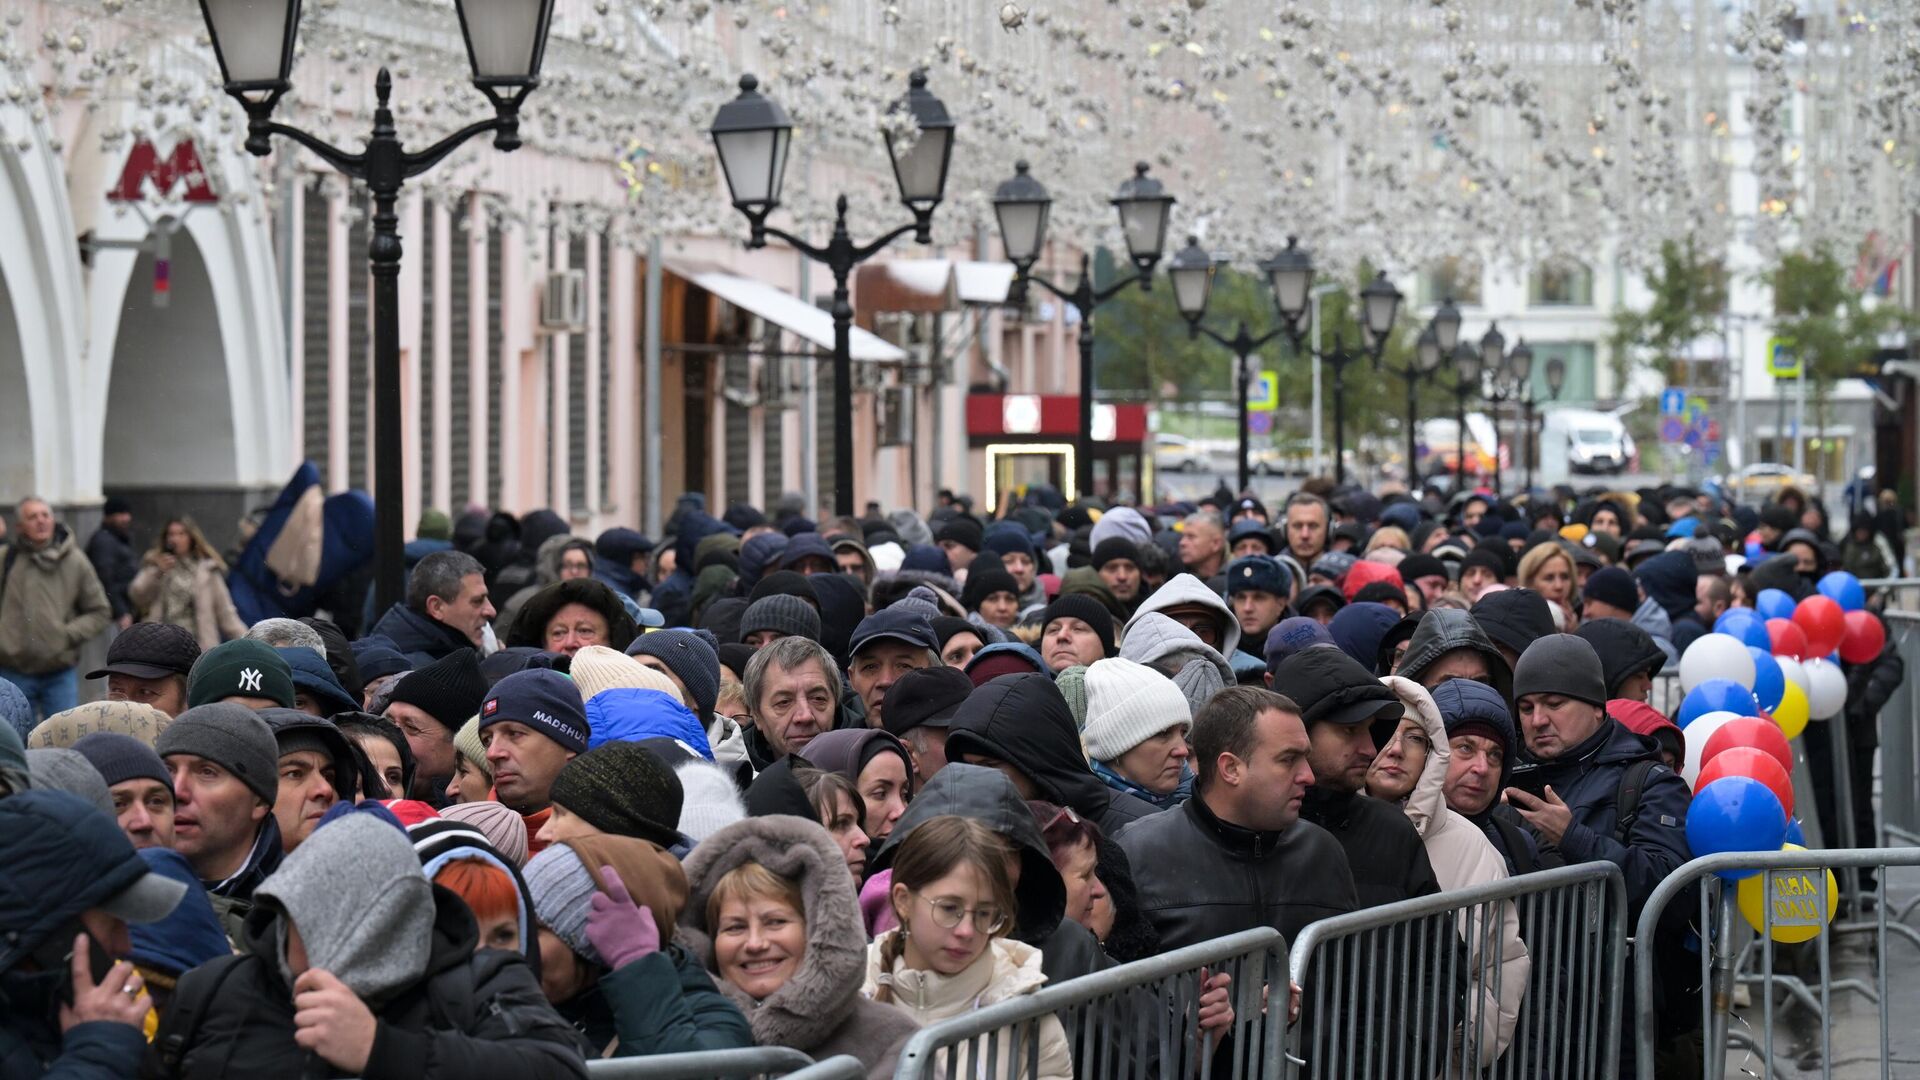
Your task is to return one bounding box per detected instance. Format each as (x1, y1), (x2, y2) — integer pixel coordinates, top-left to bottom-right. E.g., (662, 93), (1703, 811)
(712, 71), (954, 516)
(1524, 347), (1563, 492)
(198, 0), (556, 614)
(1452, 342), (1483, 489)
(1170, 237), (1295, 491)
(994, 161), (1176, 499)
(1479, 323), (1524, 498)
(1380, 311), (1448, 489)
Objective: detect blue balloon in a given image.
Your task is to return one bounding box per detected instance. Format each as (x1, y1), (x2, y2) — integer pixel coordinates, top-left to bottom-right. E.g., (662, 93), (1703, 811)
(1687, 775), (1788, 880)
(1678, 679), (1763, 728)
(1817, 571), (1866, 613)
(1745, 538), (1766, 561)
(1745, 646), (1786, 711)
(1714, 610), (1772, 651)
(1785, 817), (1806, 847)
(1755, 588), (1798, 622)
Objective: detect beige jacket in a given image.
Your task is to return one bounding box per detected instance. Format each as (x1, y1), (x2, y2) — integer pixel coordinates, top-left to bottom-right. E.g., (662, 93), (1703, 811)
(130, 554), (248, 651)
(863, 934), (1071, 1080)
(0, 526), (112, 674)
(1383, 676), (1531, 1068)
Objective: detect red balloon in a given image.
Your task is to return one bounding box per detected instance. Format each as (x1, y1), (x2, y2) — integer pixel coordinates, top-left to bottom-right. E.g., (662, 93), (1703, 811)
(1839, 609), (1887, 664)
(1793, 596), (1846, 658)
(1701, 715), (1794, 777)
(1696, 746), (1795, 818)
(1766, 618), (1808, 660)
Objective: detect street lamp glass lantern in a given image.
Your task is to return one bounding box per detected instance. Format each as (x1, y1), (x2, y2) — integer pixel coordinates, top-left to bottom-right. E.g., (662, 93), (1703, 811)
(1361, 272), (1403, 339)
(1168, 236), (1217, 322)
(882, 71), (954, 210)
(1259, 236), (1314, 324)
(1545, 354), (1567, 397)
(1416, 326), (1442, 374)
(1479, 322), (1506, 375)
(453, 0), (556, 90)
(1507, 339), (1534, 385)
(709, 75), (794, 217)
(992, 161), (1051, 268)
(1454, 342), (1482, 386)
(1432, 297), (1462, 352)
(1110, 162), (1176, 272)
(199, 0), (303, 94)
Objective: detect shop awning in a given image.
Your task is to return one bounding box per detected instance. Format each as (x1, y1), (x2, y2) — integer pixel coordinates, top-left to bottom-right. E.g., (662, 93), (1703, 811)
(665, 260), (908, 362)
(855, 259), (1017, 313)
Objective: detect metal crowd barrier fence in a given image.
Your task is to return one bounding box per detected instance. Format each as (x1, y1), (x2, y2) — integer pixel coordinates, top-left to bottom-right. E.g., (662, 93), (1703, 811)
(1284, 862), (1627, 1080)
(1632, 847), (1920, 1080)
(889, 925), (1287, 1080)
(583, 1047), (818, 1078)
(782, 1057), (867, 1080)
(1877, 611), (1920, 849)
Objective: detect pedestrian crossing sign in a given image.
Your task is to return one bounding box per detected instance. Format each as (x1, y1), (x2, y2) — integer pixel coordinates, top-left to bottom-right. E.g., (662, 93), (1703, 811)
(1250, 370), (1279, 411)
(1767, 337), (1801, 379)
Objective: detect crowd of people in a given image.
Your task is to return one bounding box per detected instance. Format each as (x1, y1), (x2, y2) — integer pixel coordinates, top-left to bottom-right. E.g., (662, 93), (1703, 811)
(0, 475), (1904, 1078)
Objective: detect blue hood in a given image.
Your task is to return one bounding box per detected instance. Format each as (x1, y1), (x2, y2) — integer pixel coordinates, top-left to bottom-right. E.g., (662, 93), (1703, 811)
(585, 688), (713, 758)
(130, 848), (231, 977)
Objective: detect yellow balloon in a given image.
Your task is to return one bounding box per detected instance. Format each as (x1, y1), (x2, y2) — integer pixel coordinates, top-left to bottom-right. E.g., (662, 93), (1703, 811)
(1772, 681), (1809, 740)
(1736, 845), (1837, 943)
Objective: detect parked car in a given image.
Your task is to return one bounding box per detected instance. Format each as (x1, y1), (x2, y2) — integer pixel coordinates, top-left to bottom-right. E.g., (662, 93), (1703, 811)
(1154, 432), (1208, 472)
(1725, 463), (1818, 500)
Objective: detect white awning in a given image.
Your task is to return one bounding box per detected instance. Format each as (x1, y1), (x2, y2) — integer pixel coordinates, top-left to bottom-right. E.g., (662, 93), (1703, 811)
(954, 261), (1016, 305)
(665, 260), (908, 363)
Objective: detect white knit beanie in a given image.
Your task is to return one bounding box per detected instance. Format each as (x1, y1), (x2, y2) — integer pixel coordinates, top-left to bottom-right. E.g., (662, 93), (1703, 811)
(1081, 657), (1193, 763)
(569, 645), (681, 704)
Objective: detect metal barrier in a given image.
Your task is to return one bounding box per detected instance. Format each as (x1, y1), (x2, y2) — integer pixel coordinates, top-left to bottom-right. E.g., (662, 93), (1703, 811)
(1878, 611), (1920, 846)
(889, 925), (1286, 1080)
(583, 1047), (817, 1078)
(1631, 847), (1920, 1080)
(782, 1057), (867, 1080)
(1284, 862), (1627, 1079)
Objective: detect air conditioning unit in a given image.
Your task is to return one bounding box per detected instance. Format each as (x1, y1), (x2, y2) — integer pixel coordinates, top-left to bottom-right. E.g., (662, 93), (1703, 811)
(878, 386), (912, 446)
(540, 269), (587, 332)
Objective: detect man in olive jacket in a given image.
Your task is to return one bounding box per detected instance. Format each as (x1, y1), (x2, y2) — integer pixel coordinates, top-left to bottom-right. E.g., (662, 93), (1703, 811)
(0, 498), (112, 723)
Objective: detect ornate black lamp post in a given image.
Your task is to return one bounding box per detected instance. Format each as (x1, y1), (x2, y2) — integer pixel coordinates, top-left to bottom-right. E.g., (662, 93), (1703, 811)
(1478, 324), (1532, 498)
(1380, 295), (1459, 485)
(1166, 237), (1298, 492)
(198, 0), (559, 613)
(1452, 342), (1482, 489)
(1525, 352), (1565, 491)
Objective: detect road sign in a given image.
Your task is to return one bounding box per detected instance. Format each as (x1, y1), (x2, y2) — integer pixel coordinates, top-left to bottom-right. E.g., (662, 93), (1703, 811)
(1660, 388), (1685, 415)
(1767, 337), (1801, 379)
(1660, 417), (1685, 443)
(1249, 370), (1279, 411)
(1247, 411), (1274, 435)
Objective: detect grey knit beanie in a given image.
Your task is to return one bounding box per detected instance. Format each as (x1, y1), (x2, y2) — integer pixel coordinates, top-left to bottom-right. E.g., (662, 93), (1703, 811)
(154, 702), (280, 804)
(25, 748), (114, 817)
(1512, 634), (1608, 707)
(523, 843), (600, 965)
(625, 631), (722, 720)
(72, 732), (171, 790)
(739, 594), (823, 644)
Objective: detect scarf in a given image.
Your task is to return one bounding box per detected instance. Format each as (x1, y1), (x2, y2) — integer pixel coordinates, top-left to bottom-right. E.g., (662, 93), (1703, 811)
(1090, 758), (1194, 811)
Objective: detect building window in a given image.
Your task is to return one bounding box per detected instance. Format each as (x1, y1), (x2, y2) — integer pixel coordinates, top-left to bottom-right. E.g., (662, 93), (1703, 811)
(1530, 341), (1597, 402)
(1418, 257), (1482, 307)
(1529, 261), (1594, 307)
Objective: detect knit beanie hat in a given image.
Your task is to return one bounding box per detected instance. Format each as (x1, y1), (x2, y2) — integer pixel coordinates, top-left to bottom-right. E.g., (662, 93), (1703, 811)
(1038, 594), (1116, 659)
(26, 701), (170, 749)
(440, 800), (528, 866)
(625, 631), (723, 721)
(740, 594), (823, 644)
(0, 679), (31, 742)
(1581, 566), (1640, 614)
(1459, 545), (1510, 582)
(72, 731), (170, 790)
(1083, 657), (1193, 760)
(961, 567), (1021, 612)
(747, 571), (819, 608)
(350, 643), (412, 684)
(1053, 665), (1090, 729)
(452, 716), (491, 778)
(1512, 634), (1608, 706)
(1341, 561), (1403, 603)
(1398, 553), (1448, 583)
(155, 702), (280, 804)
(26, 748), (115, 817)
(934, 515), (984, 553)
(1091, 537), (1143, 570)
(549, 742), (684, 849)
(481, 669), (589, 754)
(187, 639), (295, 709)
(569, 645), (679, 704)
(383, 648), (489, 733)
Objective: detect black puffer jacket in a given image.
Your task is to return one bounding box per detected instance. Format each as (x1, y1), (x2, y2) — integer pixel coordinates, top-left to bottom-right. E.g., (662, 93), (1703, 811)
(1297, 787), (1441, 909)
(942, 673), (1157, 837)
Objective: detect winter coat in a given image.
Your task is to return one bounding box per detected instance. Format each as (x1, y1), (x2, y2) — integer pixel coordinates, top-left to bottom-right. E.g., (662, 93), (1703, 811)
(151, 885), (586, 1079)
(1, 967), (147, 1080)
(499, 534), (577, 632)
(202, 817), (285, 945)
(1392, 608), (1512, 704)
(1629, 597), (1681, 668)
(863, 934), (1072, 1080)
(1383, 677), (1529, 1065)
(653, 513), (736, 628)
(942, 674), (1158, 837)
(1115, 614), (1233, 718)
(130, 555), (247, 651)
(85, 524), (139, 621)
(0, 526), (112, 674)
(369, 602), (477, 668)
(554, 944), (754, 1059)
(1842, 629), (1904, 751)
(1123, 572), (1241, 658)
(1507, 717), (1691, 913)
(1116, 790), (1357, 950)
(1297, 784), (1440, 909)
(681, 817), (920, 1079)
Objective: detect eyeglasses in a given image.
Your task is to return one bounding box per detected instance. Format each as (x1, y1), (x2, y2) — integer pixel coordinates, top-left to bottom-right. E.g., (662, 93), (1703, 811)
(910, 891), (1009, 935)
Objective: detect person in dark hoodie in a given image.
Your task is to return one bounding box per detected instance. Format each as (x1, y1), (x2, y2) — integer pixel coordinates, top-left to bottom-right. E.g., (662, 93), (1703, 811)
(1469, 586), (1558, 671)
(1807, 608), (1903, 879)
(1274, 647), (1441, 907)
(653, 511), (738, 629)
(1390, 607), (1514, 703)
(152, 812), (587, 1079)
(1574, 618), (1668, 703)
(943, 673), (1158, 836)
(1633, 550), (1707, 653)
(592, 528), (654, 606)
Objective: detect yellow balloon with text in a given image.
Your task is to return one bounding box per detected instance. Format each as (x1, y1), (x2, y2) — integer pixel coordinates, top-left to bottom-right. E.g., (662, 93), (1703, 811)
(1736, 844), (1836, 943)
(1772, 681), (1810, 740)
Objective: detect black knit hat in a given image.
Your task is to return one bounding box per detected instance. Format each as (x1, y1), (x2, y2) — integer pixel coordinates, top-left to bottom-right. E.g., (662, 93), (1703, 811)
(930, 616), (979, 651)
(1581, 566), (1640, 615)
(962, 567), (1022, 612)
(549, 742), (684, 848)
(882, 666), (975, 736)
(1398, 553), (1448, 583)
(1459, 545), (1510, 582)
(740, 594), (823, 643)
(1091, 537), (1143, 570)
(72, 731), (169, 790)
(934, 516), (984, 552)
(1470, 588), (1556, 660)
(383, 648), (489, 733)
(1038, 594), (1116, 658)
(748, 571), (820, 608)
(626, 630), (722, 720)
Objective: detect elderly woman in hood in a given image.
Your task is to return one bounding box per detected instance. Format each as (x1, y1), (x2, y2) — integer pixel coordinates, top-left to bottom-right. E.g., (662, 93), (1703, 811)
(1366, 677), (1529, 1066)
(681, 817), (921, 1079)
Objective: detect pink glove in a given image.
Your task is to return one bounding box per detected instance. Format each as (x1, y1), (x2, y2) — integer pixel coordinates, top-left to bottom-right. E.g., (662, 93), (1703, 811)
(585, 864), (660, 969)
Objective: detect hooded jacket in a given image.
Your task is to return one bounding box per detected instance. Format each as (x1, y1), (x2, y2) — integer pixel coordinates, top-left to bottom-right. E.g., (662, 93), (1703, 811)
(1123, 572), (1241, 658)
(653, 513), (736, 629)
(156, 814), (585, 1079)
(680, 817), (920, 1079)
(862, 934), (1071, 1080)
(0, 525), (113, 675)
(1381, 678), (1528, 1064)
(1392, 608), (1513, 704)
(1633, 552), (1706, 653)
(1627, 596), (1680, 667)
(1116, 614), (1233, 718)
(941, 674), (1157, 836)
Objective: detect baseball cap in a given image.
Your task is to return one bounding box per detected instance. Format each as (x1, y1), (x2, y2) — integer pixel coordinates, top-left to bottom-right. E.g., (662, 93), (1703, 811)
(87, 622), (200, 681)
(187, 639), (295, 709)
(849, 609), (939, 657)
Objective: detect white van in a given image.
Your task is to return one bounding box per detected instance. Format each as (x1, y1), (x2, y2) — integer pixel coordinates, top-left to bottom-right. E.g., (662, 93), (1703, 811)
(1539, 409), (1634, 479)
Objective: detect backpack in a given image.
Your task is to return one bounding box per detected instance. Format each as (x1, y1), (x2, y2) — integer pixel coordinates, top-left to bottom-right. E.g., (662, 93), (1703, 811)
(148, 954), (245, 1078)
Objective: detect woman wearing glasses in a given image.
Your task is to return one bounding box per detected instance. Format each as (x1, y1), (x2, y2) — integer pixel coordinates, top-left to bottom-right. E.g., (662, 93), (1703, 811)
(864, 816), (1072, 1080)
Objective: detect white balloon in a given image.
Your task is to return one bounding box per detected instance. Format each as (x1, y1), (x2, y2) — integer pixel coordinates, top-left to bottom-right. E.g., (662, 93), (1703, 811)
(1681, 711), (1744, 788)
(1680, 633), (1758, 693)
(1775, 656), (1809, 697)
(1804, 657), (1849, 720)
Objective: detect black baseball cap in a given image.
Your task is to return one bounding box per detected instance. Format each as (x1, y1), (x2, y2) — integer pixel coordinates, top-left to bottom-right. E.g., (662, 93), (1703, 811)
(86, 622), (200, 681)
(881, 666), (974, 737)
(1272, 646), (1404, 732)
(849, 608), (939, 657)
